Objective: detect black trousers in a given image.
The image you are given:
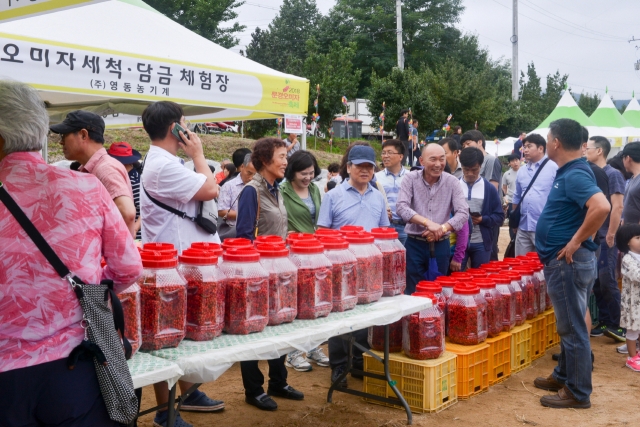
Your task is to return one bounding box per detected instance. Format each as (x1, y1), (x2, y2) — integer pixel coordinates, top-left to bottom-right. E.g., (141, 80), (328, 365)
(328, 328), (368, 370)
(491, 225), (500, 261)
(240, 355), (288, 398)
(401, 139), (413, 167)
(0, 357), (122, 427)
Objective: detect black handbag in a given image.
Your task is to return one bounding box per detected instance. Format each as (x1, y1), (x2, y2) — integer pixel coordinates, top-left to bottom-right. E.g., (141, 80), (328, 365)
(0, 184), (138, 424)
(509, 158), (549, 229)
(143, 186), (217, 234)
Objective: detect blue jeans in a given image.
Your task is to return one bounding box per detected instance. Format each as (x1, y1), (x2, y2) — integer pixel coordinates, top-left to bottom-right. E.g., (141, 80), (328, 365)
(543, 247), (596, 402)
(405, 236), (451, 295)
(463, 242), (491, 270)
(594, 241), (621, 328)
(391, 222), (407, 247)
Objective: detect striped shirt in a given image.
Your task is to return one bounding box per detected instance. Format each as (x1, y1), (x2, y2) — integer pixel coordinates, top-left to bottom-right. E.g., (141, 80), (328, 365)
(128, 167), (141, 239)
(375, 168), (406, 222)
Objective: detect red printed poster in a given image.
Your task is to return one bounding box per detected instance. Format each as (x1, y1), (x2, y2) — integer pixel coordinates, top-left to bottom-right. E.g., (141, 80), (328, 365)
(284, 115), (303, 134)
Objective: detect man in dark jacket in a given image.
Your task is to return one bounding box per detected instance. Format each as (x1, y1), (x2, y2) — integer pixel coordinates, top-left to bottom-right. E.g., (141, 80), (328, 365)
(396, 109), (410, 166)
(458, 147), (504, 268)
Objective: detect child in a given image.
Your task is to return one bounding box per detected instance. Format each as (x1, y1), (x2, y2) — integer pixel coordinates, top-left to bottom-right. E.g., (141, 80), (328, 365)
(615, 223), (640, 371)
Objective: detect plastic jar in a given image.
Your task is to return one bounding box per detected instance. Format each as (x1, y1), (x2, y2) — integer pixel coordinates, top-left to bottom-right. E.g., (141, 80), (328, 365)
(475, 278), (504, 338)
(403, 292), (445, 360)
(138, 250), (187, 350)
(371, 227), (407, 296)
(525, 261), (546, 313)
(289, 240), (333, 319)
(503, 270), (526, 326)
(492, 274), (516, 332)
(434, 277), (457, 301)
(117, 283), (141, 356)
(178, 249), (226, 341)
(414, 282), (446, 311)
(512, 267), (537, 319)
(344, 232), (384, 304)
(219, 248), (270, 334)
(255, 244), (298, 325)
(447, 285), (488, 345)
(368, 320), (403, 353)
(318, 237), (358, 312)
(221, 238), (253, 252)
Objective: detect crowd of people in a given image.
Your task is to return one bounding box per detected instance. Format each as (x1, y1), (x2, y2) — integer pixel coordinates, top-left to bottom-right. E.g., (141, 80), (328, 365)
(2, 79), (640, 425)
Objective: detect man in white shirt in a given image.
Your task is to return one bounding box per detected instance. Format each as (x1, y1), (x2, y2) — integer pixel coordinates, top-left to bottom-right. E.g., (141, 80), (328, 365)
(375, 139), (407, 245)
(140, 101), (221, 427)
(502, 154), (521, 240)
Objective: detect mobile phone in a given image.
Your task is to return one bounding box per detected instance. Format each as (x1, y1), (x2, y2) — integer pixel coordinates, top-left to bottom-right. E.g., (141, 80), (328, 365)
(171, 122), (190, 143)
(470, 212), (481, 217)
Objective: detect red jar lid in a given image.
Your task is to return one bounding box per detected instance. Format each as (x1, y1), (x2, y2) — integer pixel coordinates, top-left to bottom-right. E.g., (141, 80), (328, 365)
(527, 252), (540, 259)
(143, 242), (174, 252)
(178, 249), (218, 265)
(290, 239), (324, 254)
(223, 248), (260, 262)
(453, 284), (479, 295)
(512, 267), (534, 275)
(468, 272), (488, 278)
(317, 237), (349, 250)
(314, 228), (342, 238)
(140, 250), (178, 268)
(221, 238), (253, 251)
(344, 232), (375, 244)
(190, 242), (223, 256)
(339, 225), (364, 235)
(481, 265), (502, 273)
(370, 227), (399, 240)
(450, 272), (472, 280)
(503, 271), (522, 280)
(492, 274), (512, 284)
(475, 278), (496, 289)
(502, 257), (521, 265)
(416, 281), (443, 293)
(254, 235), (285, 246)
(255, 244), (289, 258)
(286, 232), (315, 246)
(435, 277), (457, 286)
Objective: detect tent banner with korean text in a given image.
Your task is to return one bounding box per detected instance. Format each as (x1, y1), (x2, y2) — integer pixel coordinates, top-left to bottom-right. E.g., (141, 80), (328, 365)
(0, 0), (107, 23)
(0, 32), (309, 116)
(284, 115), (303, 134)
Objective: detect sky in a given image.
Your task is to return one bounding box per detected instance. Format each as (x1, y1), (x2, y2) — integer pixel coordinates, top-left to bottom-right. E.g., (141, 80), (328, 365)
(227, 0), (640, 100)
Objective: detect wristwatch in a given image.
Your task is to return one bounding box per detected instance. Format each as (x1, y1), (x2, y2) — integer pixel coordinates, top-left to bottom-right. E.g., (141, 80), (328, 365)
(442, 224), (448, 233)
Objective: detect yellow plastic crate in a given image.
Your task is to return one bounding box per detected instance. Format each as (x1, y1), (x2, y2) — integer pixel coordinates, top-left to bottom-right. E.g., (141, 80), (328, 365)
(510, 323), (532, 373)
(445, 340), (489, 399)
(362, 350), (458, 413)
(485, 332), (511, 386)
(544, 308), (560, 349)
(526, 314), (547, 361)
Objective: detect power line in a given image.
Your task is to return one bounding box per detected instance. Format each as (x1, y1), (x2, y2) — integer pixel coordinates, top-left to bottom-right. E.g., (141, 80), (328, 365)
(244, 2), (279, 11)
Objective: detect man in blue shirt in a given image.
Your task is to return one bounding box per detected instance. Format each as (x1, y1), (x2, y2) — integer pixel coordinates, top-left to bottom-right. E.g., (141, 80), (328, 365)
(375, 139), (407, 245)
(512, 134), (558, 256)
(317, 145), (389, 391)
(533, 119), (610, 409)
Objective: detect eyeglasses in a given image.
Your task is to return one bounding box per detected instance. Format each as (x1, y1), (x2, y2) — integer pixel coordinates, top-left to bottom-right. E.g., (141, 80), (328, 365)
(381, 151), (401, 156)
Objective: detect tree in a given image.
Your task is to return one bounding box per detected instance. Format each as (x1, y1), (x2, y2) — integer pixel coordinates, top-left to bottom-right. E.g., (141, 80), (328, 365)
(146, 0), (245, 48)
(244, 0), (321, 75)
(578, 92), (601, 116)
(303, 40), (361, 132)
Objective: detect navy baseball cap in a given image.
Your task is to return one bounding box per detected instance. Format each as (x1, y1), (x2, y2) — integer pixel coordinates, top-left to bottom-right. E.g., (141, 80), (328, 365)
(348, 145), (376, 166)
(50, 110), (105, 143)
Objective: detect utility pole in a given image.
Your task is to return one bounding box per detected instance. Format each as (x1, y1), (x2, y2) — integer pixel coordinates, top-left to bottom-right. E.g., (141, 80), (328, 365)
(396, 0), (404, 69)
(511, 0), (519, 100)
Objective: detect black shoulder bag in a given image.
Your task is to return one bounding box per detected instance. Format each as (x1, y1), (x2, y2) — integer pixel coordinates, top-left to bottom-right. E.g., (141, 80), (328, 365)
(0, 183), (138, 424)
(143, 186), (217, 234)
(509, 158), (549, 229)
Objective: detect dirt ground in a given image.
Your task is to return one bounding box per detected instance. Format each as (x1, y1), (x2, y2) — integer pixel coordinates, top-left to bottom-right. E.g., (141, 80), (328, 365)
(136, 228), (638, 427)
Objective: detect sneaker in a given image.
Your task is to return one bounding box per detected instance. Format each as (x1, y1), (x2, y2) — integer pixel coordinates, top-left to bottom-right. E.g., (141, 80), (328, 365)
(617, 344), (628, 354)
(625, 354), (640, 372)
(153, 411), (193, 427)
(307, 347), (330, 367)
(285, 351), (312, 372)
(604, 327), (626, 342)
(180, 390), (225, 412)
(331, 365), (348, 388)
(590, 324), (607, 337)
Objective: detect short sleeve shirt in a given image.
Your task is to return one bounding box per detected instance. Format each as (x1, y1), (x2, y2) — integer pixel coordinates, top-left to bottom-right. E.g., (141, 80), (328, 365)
(600, 164), (626, 234)
(502, 168), (517, 203)
(535, 158), (601, 264)
(80, 147), (133, 200)
(140, 146), (219, 252)
(623, 174), (640, 224)
(317, 180), (390, 231)
(284, 137), (300, 157)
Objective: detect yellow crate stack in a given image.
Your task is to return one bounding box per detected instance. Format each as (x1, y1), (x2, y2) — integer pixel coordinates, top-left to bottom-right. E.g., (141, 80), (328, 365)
(363, 350), (458, 413)
(485, 332), (511, 385)
(510, 323), (532, 373)
(445, 340), (490, 399)
(526, 314), (547, 361)
(543, 308), (560, 349)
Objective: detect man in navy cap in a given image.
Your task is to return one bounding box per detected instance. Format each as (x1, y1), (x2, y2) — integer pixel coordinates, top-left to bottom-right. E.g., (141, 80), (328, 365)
(50, 111), (136, 237)
(317, 144), (390, 389)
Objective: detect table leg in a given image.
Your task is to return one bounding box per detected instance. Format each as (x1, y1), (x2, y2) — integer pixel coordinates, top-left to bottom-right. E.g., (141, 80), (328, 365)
(166, 384), (177, 427)
(383, 324), (412, 425)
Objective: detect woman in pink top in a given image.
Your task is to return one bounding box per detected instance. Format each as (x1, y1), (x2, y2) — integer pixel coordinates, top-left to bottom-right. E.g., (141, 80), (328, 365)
(0, 81), (143, 427)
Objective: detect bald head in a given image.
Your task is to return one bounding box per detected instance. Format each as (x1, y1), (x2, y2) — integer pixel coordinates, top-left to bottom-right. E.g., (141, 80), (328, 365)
(422, 143), (445, 157)
(420, 143), (446, 184)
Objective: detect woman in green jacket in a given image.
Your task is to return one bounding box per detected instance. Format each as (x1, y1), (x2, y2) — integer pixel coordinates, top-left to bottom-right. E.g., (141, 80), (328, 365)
(281, 150), (330, 371)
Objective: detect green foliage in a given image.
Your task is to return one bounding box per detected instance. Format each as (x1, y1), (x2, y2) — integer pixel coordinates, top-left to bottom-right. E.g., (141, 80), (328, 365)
(578, 92), (601, 116)
(303, 40), (361, 132)
(146, 0), (245, 48)
(244, 119), (277, 140)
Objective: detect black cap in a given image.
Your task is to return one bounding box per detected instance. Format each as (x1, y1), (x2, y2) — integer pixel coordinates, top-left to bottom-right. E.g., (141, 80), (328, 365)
(50, 110), (105, 143)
